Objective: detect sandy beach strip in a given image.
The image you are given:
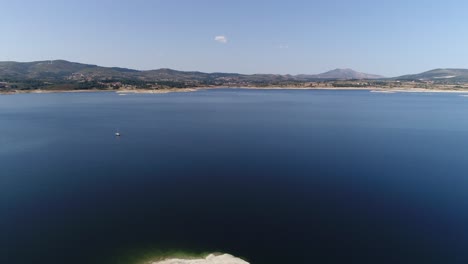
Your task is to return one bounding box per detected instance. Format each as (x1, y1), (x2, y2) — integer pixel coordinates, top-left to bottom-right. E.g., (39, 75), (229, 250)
(3, 86), (468, 95)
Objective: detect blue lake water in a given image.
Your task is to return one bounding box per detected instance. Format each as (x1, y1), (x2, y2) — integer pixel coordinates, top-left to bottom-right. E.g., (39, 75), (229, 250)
(2, 89), (468, 264)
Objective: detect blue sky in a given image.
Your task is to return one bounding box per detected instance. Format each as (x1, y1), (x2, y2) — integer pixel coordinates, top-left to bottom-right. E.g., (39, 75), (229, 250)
(1, 0), (468, 76)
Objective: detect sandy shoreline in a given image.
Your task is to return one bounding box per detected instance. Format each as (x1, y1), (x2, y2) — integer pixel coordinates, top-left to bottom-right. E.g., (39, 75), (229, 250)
(0, 88), (200, 95)
(369, 88), (468, 93)
(116, 88), (200, 94)
(233, 86), (468, 93)
(116, 86), (468, 94)
(3, 86), (468, 95)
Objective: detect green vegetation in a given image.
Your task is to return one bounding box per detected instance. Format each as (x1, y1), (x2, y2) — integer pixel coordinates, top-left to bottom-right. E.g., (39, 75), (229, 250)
(332, 82), (370, 88)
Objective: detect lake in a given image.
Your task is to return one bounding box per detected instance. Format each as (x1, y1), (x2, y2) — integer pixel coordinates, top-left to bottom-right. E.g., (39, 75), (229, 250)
(2, 89), (468, 264)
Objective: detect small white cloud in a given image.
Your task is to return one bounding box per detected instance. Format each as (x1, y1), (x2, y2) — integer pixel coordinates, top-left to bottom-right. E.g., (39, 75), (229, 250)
(278, 44), (289, 49)
(214, 35), (228, 44)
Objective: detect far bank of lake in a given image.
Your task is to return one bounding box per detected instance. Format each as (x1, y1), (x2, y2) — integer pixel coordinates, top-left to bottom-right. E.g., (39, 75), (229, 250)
(4, 85), (468, 96)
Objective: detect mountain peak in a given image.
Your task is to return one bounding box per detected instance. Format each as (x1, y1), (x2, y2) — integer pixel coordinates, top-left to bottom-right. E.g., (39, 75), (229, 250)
(332, 68), (354, 72)
(296, 68), (384, 80)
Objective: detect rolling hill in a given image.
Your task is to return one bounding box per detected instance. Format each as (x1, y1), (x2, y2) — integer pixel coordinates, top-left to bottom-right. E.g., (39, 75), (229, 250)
(395, 69), (468, 82)
(297, 68), (384, 80)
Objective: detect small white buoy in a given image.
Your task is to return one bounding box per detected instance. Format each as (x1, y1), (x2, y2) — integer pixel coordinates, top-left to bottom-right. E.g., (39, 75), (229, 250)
(115, 132), (121, 136)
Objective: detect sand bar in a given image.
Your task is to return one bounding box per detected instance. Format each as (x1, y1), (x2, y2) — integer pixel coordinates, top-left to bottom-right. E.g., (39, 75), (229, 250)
(150, 254), (249, 264)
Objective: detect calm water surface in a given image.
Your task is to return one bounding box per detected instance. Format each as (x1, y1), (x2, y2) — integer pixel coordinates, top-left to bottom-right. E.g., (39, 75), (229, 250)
(2, 89), (468, 264)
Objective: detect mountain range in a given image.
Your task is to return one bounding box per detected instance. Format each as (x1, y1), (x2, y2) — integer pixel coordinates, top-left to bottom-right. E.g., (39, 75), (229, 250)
(0, 60), (382, 82)
(1, 60), (468, 91)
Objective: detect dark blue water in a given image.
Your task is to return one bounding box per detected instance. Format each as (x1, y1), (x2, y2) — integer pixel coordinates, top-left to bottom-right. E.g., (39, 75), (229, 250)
(2, 89), (468, 264)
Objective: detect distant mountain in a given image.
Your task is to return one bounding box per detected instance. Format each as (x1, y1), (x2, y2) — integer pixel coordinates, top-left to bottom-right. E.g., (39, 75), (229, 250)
(297, 68), (384, 80)
(395, 69), (468, 82)
(0, 60), (386, 82)
(0, 60), (138, 80)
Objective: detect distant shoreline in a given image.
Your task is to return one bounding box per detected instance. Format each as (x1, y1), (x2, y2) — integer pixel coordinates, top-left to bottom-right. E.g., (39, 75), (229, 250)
(3, 86), (468, 95)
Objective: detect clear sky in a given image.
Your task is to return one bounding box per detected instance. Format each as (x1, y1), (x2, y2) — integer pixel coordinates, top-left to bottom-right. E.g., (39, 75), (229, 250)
(2, 0), (468, 76)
